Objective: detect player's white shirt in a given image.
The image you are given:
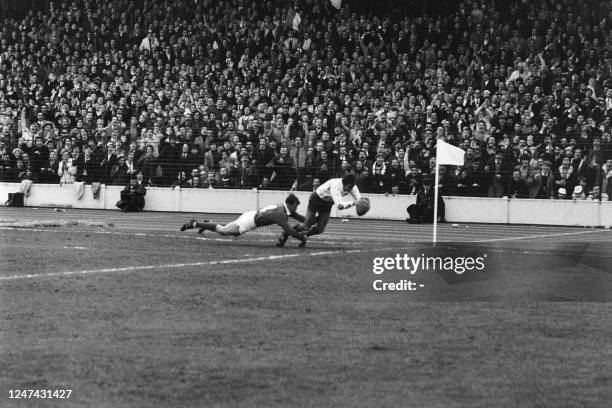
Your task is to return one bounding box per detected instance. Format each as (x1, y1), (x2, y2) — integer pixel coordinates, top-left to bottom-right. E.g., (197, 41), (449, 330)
(315, 178), (361, 206)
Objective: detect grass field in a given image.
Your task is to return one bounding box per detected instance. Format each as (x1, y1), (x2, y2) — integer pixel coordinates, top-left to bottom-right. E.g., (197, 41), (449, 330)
(1, 208), (611, 407)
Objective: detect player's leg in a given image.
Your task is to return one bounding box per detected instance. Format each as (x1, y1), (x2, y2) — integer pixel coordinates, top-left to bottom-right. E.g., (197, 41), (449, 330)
(305, 211), (330, 237)
(181, 218), (229, 234)
(213, 221), (241, 236)
(179, 218), (231, 234)
(216, 211), (256, 237)
(181, 219), (214, 231)
(276, 208), (316, 247)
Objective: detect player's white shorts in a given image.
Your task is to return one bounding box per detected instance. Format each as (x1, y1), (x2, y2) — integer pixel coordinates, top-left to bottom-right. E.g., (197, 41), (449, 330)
(234, 210), (257, 234)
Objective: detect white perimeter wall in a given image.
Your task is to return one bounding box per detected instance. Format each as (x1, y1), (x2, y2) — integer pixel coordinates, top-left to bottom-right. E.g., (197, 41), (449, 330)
(1, 182), (610, 227)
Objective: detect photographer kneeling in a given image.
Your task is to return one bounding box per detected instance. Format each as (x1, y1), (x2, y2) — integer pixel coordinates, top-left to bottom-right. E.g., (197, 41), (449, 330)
(116, 174), (146, 212)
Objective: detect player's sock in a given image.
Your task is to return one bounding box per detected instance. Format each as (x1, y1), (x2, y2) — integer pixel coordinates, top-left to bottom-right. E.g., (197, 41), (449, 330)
(180, 219), (197, 231)
(195, 220), (216, 234)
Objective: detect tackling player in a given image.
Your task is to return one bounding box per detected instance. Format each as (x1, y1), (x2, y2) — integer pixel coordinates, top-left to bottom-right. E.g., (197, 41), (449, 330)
(277, 174), (362, 247)
(180, 193), (307, 245)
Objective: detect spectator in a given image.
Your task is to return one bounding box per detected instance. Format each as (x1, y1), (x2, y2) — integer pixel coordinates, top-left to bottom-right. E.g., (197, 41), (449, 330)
(136, 145), (157, 185)
(234, 154), (255, 189)
(39, 151), (60, 184)
(110, 156), (130, 186)
(487, 152), (509, 198)
(0, 0), (608, 205)
(508, 169), (529, 199)
(555, 156), (576, 197)
(588, 186), (608, 201)
(157, 135), (181, 186)
(58, 151), (77, 185)
(217, 167), (234, 188)
(532, 165), (556, 199)
(117, 175), (146, 212)
(202, 172), (218, 189)
(406, 174), (445, 224)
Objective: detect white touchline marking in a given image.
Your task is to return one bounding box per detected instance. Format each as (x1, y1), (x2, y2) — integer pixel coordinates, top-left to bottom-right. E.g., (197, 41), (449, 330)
(308, 251), (336, 256)
(63, 246), (87, 250)
(471, 228), (609, 243)
(0, 247), (389, 282)
(0, 253), (307, 281)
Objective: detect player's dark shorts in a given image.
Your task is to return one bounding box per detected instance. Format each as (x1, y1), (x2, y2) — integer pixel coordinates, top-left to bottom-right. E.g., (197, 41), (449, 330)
(307, 192), (333, 214)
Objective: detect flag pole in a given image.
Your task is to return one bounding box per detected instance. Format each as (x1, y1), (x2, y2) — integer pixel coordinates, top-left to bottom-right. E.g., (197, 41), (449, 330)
(433, 157), (440, 245)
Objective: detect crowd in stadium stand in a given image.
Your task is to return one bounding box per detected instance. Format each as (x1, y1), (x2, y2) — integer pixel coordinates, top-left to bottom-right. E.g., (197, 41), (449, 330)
(0, 0), (611, 200)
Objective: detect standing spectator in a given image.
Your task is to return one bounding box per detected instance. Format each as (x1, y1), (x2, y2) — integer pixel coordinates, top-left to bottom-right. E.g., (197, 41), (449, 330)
(30, 136), (49, 176)
(269, 146), (295, 190)
(136, 145), (157, 185)
(157, 135), (181, 186)
(508, 169), (529, 199)
(486, 152), (508, 198)
(58, 151), (77, 184)
(369, 154), (387, 193)
(555, 156), (576, 197)
(532, 165), (556, 199)
(39, 151), (60, 184)
(234, 154), (255, 189)
(110, 156), (130, 186)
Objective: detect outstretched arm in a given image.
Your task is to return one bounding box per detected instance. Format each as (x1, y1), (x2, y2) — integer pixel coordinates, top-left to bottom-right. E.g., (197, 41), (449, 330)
(278, 219), (307, 241)
(290, 211), (306, 223)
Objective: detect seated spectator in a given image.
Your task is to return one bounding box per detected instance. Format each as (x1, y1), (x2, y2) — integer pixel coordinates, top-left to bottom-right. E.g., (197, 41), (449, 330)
(171, 172), (190, 190)
(201, 172), (218, 189)
(572, 186), (587, 200)
(185, 175), (205, 188)
(587, 186), (609, 201)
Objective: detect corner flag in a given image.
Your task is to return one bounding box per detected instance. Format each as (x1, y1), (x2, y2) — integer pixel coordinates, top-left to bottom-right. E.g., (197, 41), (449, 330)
(433, 139), (465, 244)
(436, 139), (465, 166)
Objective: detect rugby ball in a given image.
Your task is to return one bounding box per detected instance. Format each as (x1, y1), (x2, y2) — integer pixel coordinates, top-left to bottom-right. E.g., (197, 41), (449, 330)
(356, 197), (370, 216)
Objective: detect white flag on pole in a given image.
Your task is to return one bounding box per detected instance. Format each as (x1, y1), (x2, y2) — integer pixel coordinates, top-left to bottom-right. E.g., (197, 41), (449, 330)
(436, 139), (465, 166)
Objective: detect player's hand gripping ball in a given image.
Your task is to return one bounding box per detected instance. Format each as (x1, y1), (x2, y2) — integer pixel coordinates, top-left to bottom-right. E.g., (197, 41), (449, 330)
(355, 197), (370, 216)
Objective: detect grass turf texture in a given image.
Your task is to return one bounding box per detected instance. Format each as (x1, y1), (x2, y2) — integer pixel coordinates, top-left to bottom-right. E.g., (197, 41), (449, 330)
(1, 221), (611, 407)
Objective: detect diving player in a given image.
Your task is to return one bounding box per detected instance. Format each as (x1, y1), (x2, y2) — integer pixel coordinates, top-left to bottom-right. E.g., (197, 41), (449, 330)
(180, 193), (307, 245)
